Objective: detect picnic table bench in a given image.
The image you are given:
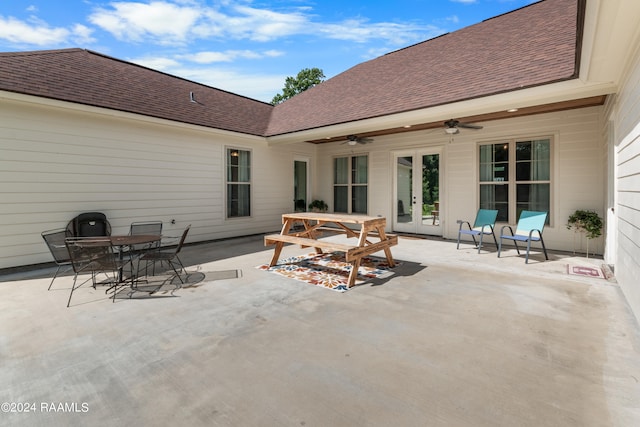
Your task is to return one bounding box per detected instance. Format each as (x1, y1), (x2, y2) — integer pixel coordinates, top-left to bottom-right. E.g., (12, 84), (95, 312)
(265, 212), (397, 288)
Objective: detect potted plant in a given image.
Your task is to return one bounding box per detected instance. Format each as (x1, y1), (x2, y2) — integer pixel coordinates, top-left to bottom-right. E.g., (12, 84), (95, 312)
(294, 199), (306, 212)
(567, 209), (603, 258)
(308, 199), (328, 212)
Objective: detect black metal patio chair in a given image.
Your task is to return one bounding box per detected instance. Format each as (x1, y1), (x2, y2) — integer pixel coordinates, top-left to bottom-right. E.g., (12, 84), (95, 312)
(41, 228), (73, 290)
(64, 237), (134, 307)
(138, 225), (190, 284)
(128, 221), (163, 276)
(66, 212), (112, 237)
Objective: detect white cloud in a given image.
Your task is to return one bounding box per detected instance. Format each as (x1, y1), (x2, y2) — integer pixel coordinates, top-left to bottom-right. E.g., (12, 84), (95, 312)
(165, 64), (286, 102)
(0, 15), (94, 46)
(88, 1), (441, 47)
(186, 68), (285, 102)
(127, 51), (286, 100)
(446, 15), (460, 24)
(89, 1), (201, 44)
(319, 20), (443, 45)
(264, 50), (284, 58)
(185, 51), (250, 63)
(71, 24), (96, 44)
(129, 56), (182, 71)
(178, 49), (284, 64)
(230, 5), (308, 41)
(363, 47), (393, 60)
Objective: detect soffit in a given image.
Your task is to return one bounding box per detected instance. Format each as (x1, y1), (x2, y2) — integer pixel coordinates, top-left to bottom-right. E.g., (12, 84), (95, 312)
(304, 95), (606, 144)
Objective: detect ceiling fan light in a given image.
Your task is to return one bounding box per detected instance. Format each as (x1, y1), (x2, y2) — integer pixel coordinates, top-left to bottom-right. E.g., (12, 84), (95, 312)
(347, 139), (358, 146)
(445, 127), (458, 134)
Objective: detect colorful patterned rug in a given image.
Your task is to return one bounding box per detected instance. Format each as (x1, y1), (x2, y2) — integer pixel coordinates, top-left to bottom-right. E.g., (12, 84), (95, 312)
(257, 252), (397, 292)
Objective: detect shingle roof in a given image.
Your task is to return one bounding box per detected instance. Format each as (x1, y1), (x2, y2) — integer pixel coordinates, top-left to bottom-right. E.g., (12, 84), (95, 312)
(0, 48), (273, 136)
(0, 0), (582, 139)
(266, 0), (582, 136)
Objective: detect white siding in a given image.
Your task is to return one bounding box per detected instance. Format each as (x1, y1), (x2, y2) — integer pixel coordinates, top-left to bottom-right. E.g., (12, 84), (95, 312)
(317, 108), (604, 252)
(0, 96), (314, 269)
(2, 1), (637, 330)
(610, 42), (640, 321)
(0, 95), (608, 271)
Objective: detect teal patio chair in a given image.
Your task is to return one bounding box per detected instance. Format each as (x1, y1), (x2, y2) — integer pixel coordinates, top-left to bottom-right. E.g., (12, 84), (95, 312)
(498, 210), (549, 263)
(457, 209), (499, 253)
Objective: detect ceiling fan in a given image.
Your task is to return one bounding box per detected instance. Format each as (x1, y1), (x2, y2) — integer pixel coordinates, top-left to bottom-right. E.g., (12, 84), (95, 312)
(444, 119), (483, 134)
(342, 134), (374, 145)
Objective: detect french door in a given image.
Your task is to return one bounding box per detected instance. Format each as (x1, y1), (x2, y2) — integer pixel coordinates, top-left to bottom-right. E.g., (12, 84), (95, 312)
(393, 148), (443, 235)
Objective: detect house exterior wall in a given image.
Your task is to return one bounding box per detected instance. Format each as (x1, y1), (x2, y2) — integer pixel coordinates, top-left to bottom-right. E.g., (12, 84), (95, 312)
(0, 95), (314, 270)
(609, 41), (640, 322)
(314, 106), (604, 254)
(0, 92), (606, 271)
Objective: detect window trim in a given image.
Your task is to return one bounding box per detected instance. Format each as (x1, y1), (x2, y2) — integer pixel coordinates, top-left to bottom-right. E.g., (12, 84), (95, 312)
(333, 154), (369, 214)
(225, 146), (252, 219)
(478, 136), (553, 226)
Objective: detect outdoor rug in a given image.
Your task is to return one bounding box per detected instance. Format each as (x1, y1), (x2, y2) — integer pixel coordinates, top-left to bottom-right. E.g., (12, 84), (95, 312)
(257, 252), (397, 292)
(566, 264), (605, 279)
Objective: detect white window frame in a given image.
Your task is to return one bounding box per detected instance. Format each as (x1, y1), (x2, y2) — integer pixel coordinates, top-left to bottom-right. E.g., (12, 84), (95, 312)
(333, 154), (369, 214)
(478, 136), (553, 225)
(225, 146), (252, 219)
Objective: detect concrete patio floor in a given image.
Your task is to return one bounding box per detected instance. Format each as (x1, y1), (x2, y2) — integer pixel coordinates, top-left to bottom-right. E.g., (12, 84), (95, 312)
(1, 233), (639, 426)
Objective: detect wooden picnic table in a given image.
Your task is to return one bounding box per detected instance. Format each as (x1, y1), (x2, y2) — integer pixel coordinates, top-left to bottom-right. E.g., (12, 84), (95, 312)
(264, 212), (397, 288)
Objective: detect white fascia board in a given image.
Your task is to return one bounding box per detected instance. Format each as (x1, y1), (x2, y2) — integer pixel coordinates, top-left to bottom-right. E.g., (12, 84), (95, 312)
(581, 0), (640, 83)
(1, 90), (263, 144)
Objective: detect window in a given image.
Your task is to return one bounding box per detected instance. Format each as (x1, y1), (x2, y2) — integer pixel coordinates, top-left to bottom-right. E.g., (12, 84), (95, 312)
(479, 138), (551, 223)
(334, 155), (368, 213)
(226, 148), (251, 218)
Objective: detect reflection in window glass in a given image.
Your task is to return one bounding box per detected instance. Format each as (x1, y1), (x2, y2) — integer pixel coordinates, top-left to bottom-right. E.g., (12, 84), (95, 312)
(516, 183), (550, 217)
(227, 148), (251, 217)
(334, 187), (348, 213)
(479, 143), (509, 182)
(334, 157), (348, 185)
(334, 155), (368, 213)
(479, 138), (550, 223)
(352, 186), (367, 213)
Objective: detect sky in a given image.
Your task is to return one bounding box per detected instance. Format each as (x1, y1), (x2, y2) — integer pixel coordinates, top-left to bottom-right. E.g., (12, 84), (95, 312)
(1, 0), (538, 103)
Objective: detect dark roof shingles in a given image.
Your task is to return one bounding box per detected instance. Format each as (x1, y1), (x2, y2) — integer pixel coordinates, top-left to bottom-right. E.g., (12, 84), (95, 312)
(266, 0), (580, 136)
(0, 49), (273, 136)
(0, 0), (581, 138)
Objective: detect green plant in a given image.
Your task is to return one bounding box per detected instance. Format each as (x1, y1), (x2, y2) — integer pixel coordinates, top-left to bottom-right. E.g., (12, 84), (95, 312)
(294, 199), (306, 211)
(308, 199), (328, 212)
(567, 209), (603, 239)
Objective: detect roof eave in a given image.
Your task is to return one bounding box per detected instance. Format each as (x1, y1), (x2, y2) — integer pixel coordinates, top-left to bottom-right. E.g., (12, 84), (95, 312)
(1, 90), (268, 140)
(265, 78), (616, 146)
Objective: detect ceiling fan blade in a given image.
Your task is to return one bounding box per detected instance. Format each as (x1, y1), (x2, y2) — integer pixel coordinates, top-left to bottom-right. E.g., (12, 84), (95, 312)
(458, 122), (483, 129)
(445, 119), (483, 129)
(342, 134), (374, 145)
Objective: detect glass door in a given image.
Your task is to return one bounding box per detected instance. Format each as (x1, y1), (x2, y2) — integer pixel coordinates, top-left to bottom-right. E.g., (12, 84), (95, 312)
(294, 159), (308, 211)
(393, 148), (442, 235)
